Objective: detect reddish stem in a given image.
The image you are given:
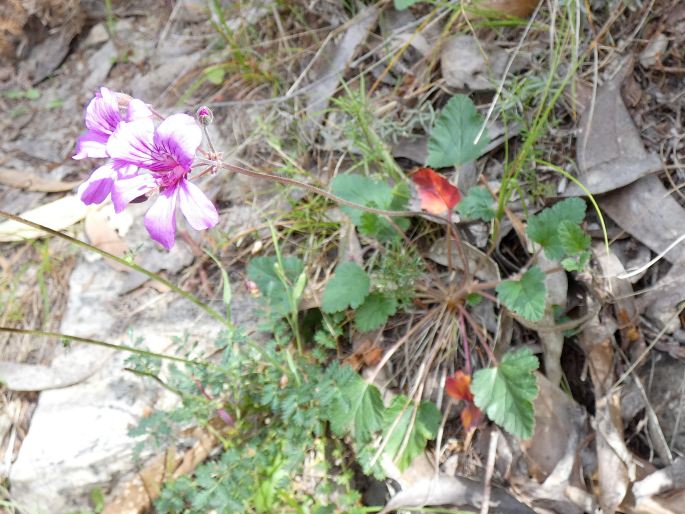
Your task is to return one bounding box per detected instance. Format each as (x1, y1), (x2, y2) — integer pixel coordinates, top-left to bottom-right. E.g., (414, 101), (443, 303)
(459, 305), (498, 366)
(458, 308), (472, 376)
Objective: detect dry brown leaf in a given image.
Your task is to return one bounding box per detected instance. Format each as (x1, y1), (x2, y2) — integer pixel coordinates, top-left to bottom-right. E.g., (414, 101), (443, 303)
(0, 168), (81, 192)
(633, 458), (685, 500)
(634, 491), (685, 514)
(440, 35), (526, 91)
(481, 0), (539, 17)
(0, 195), (87, 242)
(593, 247), (646, 362)
(427, 238), (500, 282)
(84, 205), (129, 263)
(379, 474), (536, 514)
(579, 302), (633, 514)
(601, 176), (685, 264)
(304, 5), (379, 127)
(102, 422), (221, 514)
(522, 373), (586, 481)
(566, 57), (662, 197)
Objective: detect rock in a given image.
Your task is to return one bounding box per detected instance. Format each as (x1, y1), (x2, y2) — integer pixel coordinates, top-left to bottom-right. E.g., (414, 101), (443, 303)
(9, 230), (261, 512)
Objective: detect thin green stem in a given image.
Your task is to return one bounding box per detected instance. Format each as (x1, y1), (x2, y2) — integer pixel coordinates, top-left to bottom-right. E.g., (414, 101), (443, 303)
(0, 210), (229, 326)
(0, 327), (206, 366)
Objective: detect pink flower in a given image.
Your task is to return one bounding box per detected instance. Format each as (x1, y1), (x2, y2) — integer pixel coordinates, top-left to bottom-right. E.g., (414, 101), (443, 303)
(108, 114), (218, 249)
(73, 87), (151, 160)
(73, 87), (151, 205)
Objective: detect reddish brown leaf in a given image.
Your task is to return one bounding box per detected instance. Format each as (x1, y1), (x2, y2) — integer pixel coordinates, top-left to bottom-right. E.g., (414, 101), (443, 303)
(445, 370), (474, 402)
(482, 0), (539, 18)
(460, 404), (483, 432)
(412, 167), (461, 216)
(362, 346), (383, 366)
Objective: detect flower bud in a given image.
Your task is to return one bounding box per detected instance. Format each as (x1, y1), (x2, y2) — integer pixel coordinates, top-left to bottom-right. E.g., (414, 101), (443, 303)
(196, 105), (214, 125)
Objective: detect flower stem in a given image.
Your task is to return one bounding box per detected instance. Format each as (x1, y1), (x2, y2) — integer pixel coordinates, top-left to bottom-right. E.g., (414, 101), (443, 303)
(212, 161), (446, 221)
(0, 327), (206, 366)
(0, 210), (229, 327)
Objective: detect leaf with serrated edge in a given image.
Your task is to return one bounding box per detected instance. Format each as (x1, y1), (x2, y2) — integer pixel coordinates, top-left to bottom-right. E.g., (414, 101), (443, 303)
(382, 396), (441, 470)
(457, 186), (496, 221)
(471, 348), (539, 438)
(321, 261), (370, 313)
(355, 292), (397, 331)
(558, 220), (591, 255)
(331, 174), (394, 225)
(247, 255), (304, 316)
(427, 95), (489, 168)
(332, 174), (408, 241)
(526, 198), (586, 260)
(328, 370), (385, 443)
(496, 266), (546, 321)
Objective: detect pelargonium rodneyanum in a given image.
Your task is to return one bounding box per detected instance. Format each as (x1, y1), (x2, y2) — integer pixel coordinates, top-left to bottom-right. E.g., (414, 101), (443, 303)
(73, 87), (218, 249)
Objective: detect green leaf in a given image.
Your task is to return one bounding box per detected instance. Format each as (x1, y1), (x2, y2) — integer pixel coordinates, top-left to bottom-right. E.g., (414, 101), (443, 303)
(331, 175), (393, 224)
(382, 396), (441, 470)
(355, 292), (398, 332)
(321, 261), (370, 313)
(558, 220), (591, 255)
(25, 88), (40, 100)
(496, 266), (546, 321)
(205, 250), (232, 320)
(427, 95), (489, 168)
(466, 293), (483, 307)
(328, 369), (385, 442)
(526, 198), (586, 260)
(471, 348), (539, 439)
(247, 255), (304, 316)
(204, 66), (225, 85)
(394, 0), (422, 9)
(331, 174), (408, 241)
(561, 251), (591, 272)
(457, 186), (496, 221)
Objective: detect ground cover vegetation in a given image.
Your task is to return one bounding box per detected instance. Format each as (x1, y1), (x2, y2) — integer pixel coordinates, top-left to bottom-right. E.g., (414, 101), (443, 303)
(2, 0), (685, 512)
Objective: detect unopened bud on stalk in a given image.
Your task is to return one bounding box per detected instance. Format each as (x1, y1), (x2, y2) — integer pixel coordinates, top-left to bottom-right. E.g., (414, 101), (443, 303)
(196, 105), (214, 125)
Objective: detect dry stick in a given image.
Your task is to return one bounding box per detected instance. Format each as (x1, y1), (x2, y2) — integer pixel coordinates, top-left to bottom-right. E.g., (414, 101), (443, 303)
(368, 3), (440, 95)
(459, 305), (497, 366)
(368, 306), (443, 386)
(480, 429), (500, 514)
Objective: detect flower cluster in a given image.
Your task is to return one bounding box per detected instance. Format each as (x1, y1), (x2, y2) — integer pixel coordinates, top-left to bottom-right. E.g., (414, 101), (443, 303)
(73, 87), (218, 249)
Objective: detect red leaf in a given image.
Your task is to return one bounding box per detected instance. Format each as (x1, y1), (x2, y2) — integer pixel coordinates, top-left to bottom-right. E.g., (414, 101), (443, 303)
(460, 404), (483, 432)
(412, 167), (461, 216)
(445, 370), (474, 402)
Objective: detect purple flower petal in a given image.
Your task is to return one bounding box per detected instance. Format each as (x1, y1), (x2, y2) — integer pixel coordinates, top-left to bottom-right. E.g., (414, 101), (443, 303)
(78, 163), (118, 205)
(144, 186), (179, 249)
(178, 178), (219, 230)
(107, 119), (168, 170)
(126, 99), (152, 122)
(84, 87), (121, 135)
(153, 114), (202, 171)
(73, 131), (110, 160)
(111, 173), (157, 213)
(114, 162), (140, 179)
